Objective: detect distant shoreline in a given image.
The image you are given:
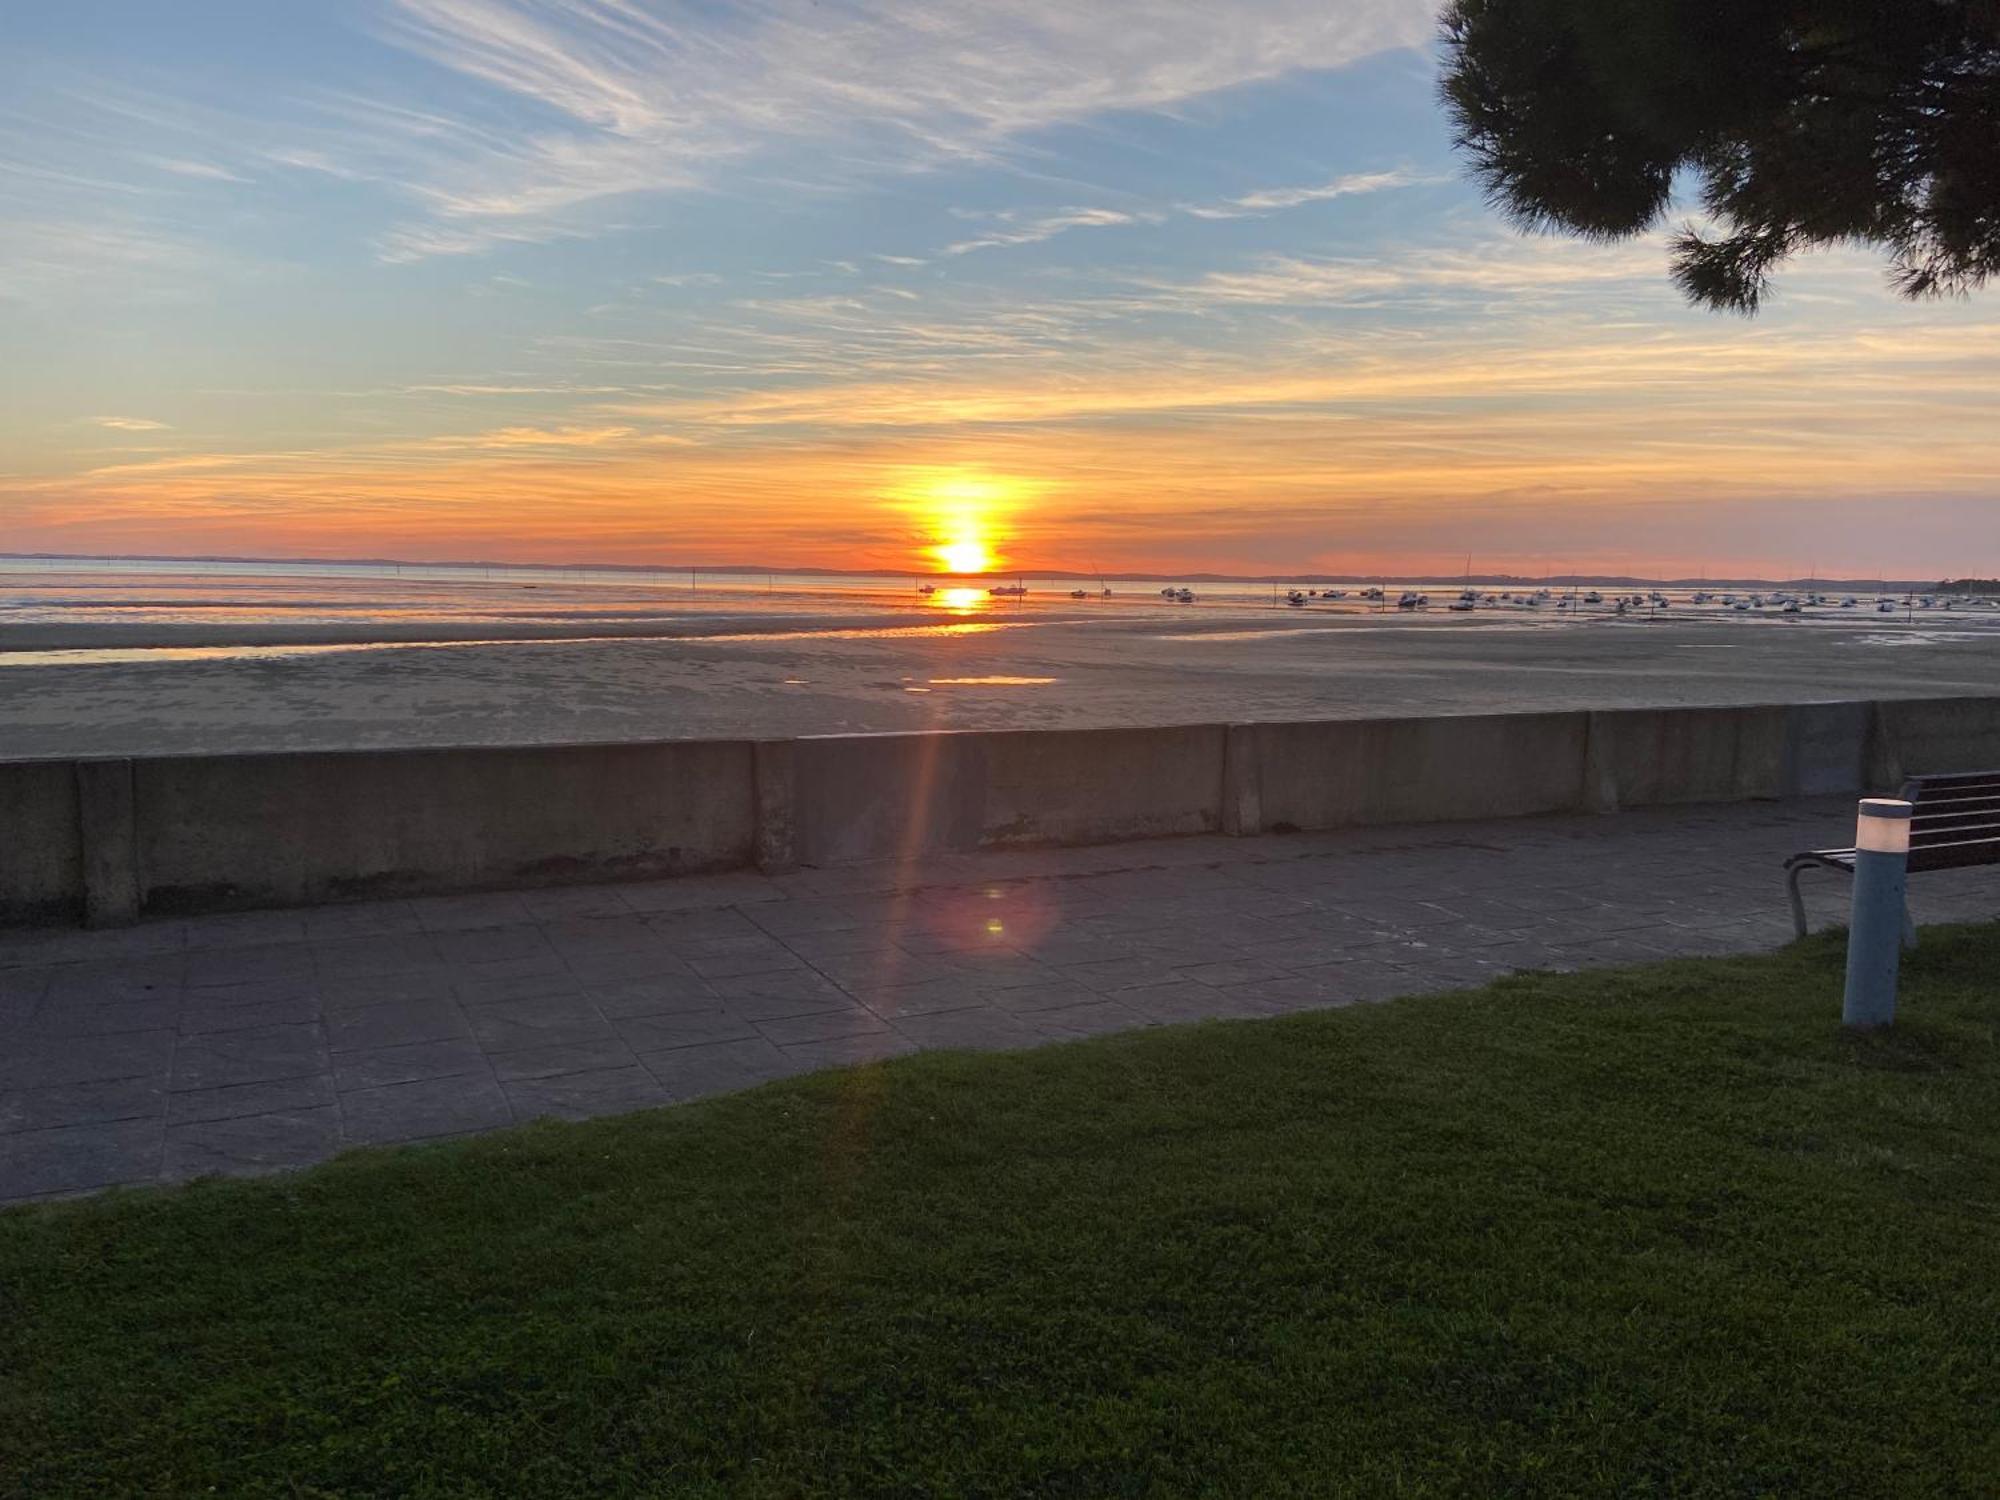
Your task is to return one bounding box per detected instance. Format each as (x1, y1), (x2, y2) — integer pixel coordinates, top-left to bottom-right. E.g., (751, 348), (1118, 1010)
(0, 551), (1950, 592)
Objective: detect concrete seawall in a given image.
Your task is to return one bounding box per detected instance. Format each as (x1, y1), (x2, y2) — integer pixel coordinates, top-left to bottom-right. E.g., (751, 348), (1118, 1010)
(4, 696), (1997, 926)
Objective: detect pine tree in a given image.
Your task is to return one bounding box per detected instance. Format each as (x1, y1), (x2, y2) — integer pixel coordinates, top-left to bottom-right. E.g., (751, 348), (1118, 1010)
(1439, 0), (2000, 312)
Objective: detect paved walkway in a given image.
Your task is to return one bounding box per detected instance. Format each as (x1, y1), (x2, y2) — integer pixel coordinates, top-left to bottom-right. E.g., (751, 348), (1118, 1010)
(4, 797), (1996, 1204)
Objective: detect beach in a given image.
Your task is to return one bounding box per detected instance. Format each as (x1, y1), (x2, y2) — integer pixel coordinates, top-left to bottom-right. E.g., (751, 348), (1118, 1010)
(4, 562), (1999, 759)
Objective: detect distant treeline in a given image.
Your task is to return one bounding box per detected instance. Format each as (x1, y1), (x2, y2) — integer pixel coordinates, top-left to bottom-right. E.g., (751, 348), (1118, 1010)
(1938, 579), (2000, 593)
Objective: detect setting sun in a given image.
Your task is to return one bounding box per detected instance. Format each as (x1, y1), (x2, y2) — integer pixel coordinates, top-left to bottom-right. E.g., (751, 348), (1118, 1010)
(936, 538), (992, 574)
(894, 468), (1030, 575)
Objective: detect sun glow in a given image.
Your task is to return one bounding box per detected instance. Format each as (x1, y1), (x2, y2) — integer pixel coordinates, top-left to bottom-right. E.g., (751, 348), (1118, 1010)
(891, 468), (1029, 576)
(936, 538), (992, 574)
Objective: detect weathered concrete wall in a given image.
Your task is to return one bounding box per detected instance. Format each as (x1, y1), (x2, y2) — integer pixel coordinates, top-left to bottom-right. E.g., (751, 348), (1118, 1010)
(0, 760), (83, 925)
(1781, 700), (1874, 798)
(1246, 711), (1589, 833)
(133, 740), (757, 913)
(1873, 697), (2000, 786)
(4, 696), (1998, 925)
(1585, 705), (1794, 809)
(790, 732), (985, 866)
(980, 725), (1226, 848)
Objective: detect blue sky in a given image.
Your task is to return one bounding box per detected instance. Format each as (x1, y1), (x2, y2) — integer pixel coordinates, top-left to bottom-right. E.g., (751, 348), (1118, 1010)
(4, 0), (1997, 577)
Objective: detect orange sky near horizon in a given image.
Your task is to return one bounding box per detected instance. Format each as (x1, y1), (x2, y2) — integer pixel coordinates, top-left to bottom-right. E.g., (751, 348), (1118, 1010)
(6, 2), (1998, 582)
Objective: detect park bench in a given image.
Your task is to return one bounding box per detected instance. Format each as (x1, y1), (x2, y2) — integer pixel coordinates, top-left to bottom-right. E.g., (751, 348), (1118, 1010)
(1786, 770), (2000, 939)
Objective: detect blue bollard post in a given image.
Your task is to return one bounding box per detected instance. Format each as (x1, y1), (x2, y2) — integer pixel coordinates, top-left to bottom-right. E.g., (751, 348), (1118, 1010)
(1842, 798), (1912, 1028)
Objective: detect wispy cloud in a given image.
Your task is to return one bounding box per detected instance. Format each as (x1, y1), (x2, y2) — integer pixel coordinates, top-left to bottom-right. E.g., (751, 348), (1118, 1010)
(90, 416), (172, 432)
(945, 207), (1149, 255)
(1183, 167), (1437, 219)
(1132, 237), (1681, 312)
(355, 0), (1431, 258)
(145, 157), (249, 184)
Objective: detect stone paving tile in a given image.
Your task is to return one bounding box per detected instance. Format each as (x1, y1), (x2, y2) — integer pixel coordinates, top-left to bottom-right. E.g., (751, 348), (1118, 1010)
(186, 943), (316, 988)
(180, 993), (324, 1035)
(181, 909), (311, 951)
(45, 961), (182, 1005)
(3, 793), (1997, 1202)
(982, 980), (1108, 1014)
(1028, 999), (1151, 1038)
(520, 886), (637, 921)
(430, 925), (555, 967)
(780, 1033), (919, 1070)
(504, 1066), (670, 1123)
(852, 977), (990, 1021)
(619, 873), (782, 914)
(755, 1007), (894, 1047)
(0, 1118), (165, 1200)
(0, 1030), (175, 1091)
(304, 903), (424, 940)
(540, 916), (669, 955)
(165, 1108), (344, 1182)
(562, 947), (698, 987)
(683, 946), (807, 980)
(33, 996), (184, 1038)
(612, 1008), (762, 1052)
(325, 999), (470, 1053)
(168, 1074), (337, 1125)
(1169, 958), (1299, 988)
(452, 965), (581, 1007)
(333, 1038), (491, 1092)
(467, 995), (617, 1055)
(808, 949), (965, 988)
(341, 1075), (513, 1145)
(707, 971), (857, 1021)
(322, 971), (462, 1010)
(488, 1037), (641, 1082)
(407, 891), (537, 933)
(171, 1023), (329, 1093)
(589, 975), (721, 1019)
(645, 909), (773, 947)
(891, 1006), (1043, 1052)
(1056, 955), (1207, 995)
(1116, 982), (1277, 1026)
(313, 935), (443, 979)
(638, 1038), (801, 1101)
(1, 1076), (167, 1134)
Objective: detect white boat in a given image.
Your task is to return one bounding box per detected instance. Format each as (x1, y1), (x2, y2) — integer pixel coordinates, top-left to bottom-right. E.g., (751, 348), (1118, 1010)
(1285, 590), (1307, 607)
(989, 583), (1027, 597)
(1396, 591), (1427, 610)
(1446, 599), (1474, 612)
(1583, 591), (1603, 604)
(1176, 588), (1196, 604)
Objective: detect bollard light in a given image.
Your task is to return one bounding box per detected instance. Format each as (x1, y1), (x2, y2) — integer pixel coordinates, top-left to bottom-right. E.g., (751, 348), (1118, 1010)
(1855, 799), (1911, 855)
(1842, 798), (1912, 1028)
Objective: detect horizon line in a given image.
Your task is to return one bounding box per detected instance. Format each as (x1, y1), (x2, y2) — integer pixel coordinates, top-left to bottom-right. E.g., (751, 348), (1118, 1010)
(0, 551), (1976, 591)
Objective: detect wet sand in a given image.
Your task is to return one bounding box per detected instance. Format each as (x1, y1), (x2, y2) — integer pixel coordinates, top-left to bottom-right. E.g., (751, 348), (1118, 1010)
(5, 605), (1999, 760)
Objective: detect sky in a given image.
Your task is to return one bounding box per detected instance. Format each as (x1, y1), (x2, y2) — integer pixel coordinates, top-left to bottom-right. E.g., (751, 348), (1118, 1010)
(3, 0), (1997, 580)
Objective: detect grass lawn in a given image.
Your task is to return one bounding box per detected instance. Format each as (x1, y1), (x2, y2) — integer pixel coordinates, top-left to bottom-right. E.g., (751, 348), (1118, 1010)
(3, 926), (1998, 1497)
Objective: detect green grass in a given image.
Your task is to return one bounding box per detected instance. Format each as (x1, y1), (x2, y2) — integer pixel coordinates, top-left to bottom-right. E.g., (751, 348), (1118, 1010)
(4, 928), (2000, 1497)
